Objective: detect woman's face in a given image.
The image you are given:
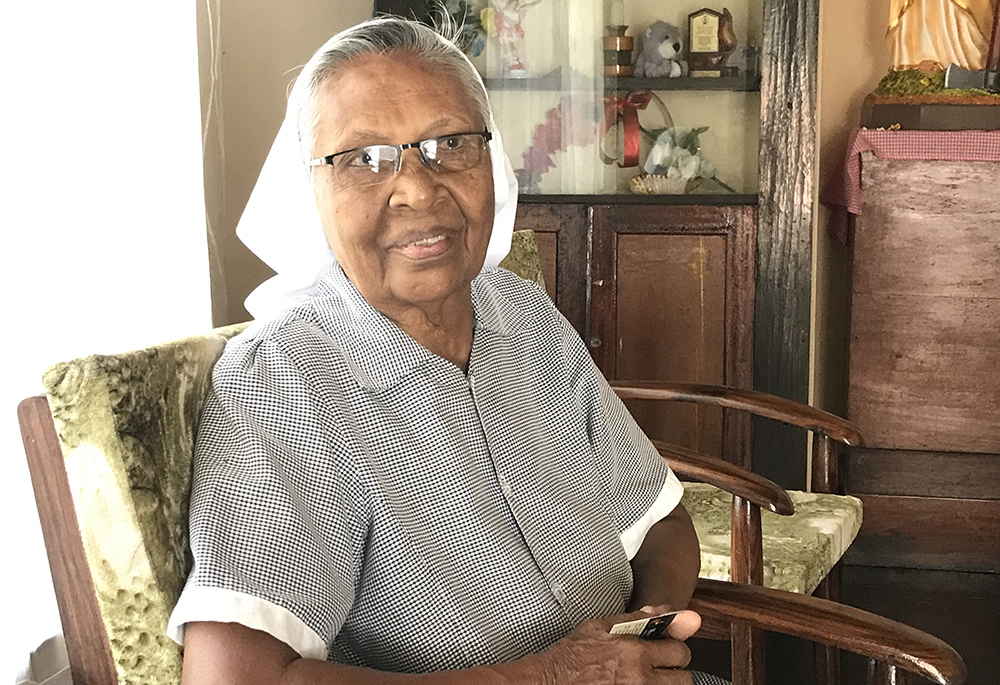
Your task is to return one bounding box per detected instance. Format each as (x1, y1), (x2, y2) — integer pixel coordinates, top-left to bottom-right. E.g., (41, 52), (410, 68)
(311, 52), (495, 317)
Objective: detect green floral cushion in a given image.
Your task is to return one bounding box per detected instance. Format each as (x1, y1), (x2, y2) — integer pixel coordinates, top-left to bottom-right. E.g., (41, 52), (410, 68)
(499, 229), (546, 289)
(682, 482), (863, 595)
(42, 323), (247, 685)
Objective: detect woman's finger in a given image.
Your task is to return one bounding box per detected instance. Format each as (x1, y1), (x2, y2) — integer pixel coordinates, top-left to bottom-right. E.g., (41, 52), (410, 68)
(630, 607), (702, 641)
(587, 605), (669, 633)
(666, 610), (702, 641)
(652, 669), (695, 685)
(645, 637), (692, 669)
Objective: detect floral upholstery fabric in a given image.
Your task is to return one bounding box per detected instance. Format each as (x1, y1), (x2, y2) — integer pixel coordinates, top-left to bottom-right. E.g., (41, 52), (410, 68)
(42, 323), (247, 685)
(683, 482), (863, 594)
(498, 228), (546, 288)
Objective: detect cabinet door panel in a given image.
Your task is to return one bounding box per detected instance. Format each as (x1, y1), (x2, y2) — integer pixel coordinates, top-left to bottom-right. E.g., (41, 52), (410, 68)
(850, 157), (1000, 454)
(617, 233), (728, 457)
(513, 203), (589, 337)
(591, 204), (755, 466)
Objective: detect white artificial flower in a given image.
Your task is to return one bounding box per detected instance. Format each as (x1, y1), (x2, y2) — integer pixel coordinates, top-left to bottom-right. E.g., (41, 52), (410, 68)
(644, 131), (675, 175)
(641, 127), (718, 185)
(670, 149), (698, 179)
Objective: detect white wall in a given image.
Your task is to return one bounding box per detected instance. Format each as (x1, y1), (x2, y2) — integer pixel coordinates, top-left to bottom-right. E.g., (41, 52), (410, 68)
(812, 0), (892, 415)
(201, 0), (374, 325)
(0, 2), (211, 679)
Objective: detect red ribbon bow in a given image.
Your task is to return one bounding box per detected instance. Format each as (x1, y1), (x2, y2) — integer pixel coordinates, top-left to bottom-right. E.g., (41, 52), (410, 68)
(604, 91), (652, 168)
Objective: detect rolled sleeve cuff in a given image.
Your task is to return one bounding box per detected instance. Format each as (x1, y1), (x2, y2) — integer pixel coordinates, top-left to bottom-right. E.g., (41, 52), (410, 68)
(166, 586), (328, 660)
(619, 469), (684, 560)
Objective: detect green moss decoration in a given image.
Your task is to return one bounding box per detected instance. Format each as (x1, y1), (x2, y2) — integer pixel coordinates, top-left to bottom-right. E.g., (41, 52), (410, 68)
(875, 68), (1000, 98)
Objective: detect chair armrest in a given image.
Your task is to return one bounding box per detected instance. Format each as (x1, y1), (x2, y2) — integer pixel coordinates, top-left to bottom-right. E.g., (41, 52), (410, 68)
(689, 579), (967, 685)
(653, 440), (794, 516)
(612, 381), (864, 447)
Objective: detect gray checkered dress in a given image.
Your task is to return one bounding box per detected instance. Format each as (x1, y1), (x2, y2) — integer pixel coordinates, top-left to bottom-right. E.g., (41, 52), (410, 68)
(169, 264), (729, 682)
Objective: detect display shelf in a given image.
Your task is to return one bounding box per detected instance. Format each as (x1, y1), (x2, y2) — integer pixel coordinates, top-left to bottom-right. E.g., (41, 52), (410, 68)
(483, 73), (760, 92)
(518, 193), (758, 205)
(612, 74), (760, 92)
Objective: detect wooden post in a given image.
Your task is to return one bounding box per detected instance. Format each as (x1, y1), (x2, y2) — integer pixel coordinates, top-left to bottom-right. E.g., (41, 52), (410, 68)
(811, 433), (838, 494)
(731, 495), (765, 684)
(755, 0), (820, 489)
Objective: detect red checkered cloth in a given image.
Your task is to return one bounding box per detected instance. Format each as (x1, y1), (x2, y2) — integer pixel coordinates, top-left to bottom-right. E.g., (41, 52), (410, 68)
(821, 128), (1000, 244)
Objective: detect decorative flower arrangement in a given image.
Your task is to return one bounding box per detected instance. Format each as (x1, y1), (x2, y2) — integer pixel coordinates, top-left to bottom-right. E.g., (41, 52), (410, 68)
(431, 0), (487, 56)
(515, 95), (600, 193)
(630, 126), (718, 194)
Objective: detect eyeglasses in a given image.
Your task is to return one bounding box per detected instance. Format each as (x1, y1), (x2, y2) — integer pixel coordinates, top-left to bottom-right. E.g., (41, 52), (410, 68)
(308, 129), (492, 187)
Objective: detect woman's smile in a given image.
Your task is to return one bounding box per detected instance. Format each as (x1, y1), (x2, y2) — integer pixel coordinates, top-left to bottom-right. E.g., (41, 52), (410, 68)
(392, 233), (451, 260)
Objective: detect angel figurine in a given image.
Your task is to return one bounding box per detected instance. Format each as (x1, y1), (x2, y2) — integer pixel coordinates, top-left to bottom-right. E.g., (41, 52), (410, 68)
(489, 0), (542, 77)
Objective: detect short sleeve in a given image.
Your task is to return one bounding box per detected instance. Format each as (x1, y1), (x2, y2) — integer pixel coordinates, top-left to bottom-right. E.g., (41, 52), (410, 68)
(567, 329), (684, 561)
(166, 332), (368, 659)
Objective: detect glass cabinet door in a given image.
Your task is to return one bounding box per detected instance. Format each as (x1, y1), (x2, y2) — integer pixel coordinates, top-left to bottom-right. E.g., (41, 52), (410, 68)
(465, 0), (762, 195)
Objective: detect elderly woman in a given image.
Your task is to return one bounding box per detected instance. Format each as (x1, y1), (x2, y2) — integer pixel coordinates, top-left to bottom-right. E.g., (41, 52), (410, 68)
(168, 16), (715, 685)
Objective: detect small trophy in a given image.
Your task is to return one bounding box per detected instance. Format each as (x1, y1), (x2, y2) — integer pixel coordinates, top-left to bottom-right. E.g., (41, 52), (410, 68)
(687, 7), (738, 77)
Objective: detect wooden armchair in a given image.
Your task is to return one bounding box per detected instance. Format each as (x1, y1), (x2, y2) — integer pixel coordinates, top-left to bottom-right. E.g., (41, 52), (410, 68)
(612, 381), (885, 684)
(16, 231), (964, 685)
(18, 328), (964, 685)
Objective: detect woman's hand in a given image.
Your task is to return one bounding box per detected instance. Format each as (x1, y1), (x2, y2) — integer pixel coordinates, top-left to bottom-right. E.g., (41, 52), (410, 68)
(182, 609), (702, 685)
(538, 607), (702, 685)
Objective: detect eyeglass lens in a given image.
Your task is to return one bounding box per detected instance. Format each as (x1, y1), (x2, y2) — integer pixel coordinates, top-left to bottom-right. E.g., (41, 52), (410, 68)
(331, 133), (488, 185)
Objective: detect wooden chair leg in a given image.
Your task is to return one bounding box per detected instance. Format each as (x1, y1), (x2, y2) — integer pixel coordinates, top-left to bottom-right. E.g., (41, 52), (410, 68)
(813, 565), (841, 685)
(867, 659), (911, 685)
(731, 625), (766, 685)
(730, 496), (765, 684)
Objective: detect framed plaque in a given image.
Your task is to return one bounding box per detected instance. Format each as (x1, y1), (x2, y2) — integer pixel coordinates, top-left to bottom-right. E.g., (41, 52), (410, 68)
(687, 7), (738, 77)
(690, 9), (721, 54)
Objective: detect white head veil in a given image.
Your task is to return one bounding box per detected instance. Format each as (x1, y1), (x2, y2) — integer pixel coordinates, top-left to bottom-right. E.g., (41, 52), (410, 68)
(236, 19), (519, 320)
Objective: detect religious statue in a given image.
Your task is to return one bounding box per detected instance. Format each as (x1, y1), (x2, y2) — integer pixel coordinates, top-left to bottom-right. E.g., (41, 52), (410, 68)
(488, 0), (542, 77)
(887, 0), (996, 71)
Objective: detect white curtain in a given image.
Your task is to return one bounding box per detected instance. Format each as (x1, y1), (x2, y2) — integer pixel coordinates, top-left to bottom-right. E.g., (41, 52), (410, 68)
(475, 0), (616, 194)
(0, 2), (211, 679)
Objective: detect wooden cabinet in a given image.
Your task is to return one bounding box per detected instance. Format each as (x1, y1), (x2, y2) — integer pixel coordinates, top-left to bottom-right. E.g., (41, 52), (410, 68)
(845, 153), (1000, 574)
(516, 198), (756, 467)
(839, 150), (1000, 685)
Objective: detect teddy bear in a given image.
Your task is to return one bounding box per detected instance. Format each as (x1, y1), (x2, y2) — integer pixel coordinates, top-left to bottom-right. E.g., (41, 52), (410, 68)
(634, 21), (688, 78)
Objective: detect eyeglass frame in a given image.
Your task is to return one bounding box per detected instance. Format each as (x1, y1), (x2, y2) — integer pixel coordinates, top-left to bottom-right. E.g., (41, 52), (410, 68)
(307, 129), (493, 176)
